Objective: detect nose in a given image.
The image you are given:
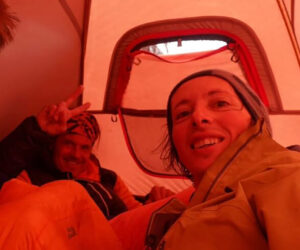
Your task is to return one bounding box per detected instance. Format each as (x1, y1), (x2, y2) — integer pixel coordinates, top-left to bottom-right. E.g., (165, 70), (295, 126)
(71, 146), (82, 159)
(191, 105), (213, 127)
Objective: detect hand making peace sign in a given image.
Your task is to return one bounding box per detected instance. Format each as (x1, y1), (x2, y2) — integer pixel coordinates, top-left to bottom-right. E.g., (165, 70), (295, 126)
(36, 86), (91, 136)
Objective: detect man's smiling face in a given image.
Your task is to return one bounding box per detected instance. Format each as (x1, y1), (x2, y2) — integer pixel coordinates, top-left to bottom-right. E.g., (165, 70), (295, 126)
(53, 133), (93, 176)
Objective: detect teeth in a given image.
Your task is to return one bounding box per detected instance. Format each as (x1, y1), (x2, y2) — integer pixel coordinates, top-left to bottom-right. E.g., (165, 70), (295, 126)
(65, 160), (81, 166)
(67, 162), (77, 166)
(192, 138), (221, 149)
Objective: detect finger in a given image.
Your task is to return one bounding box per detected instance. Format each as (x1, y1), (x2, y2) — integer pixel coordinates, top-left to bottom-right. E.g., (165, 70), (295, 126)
(53, 102), (67, 121)
(69, 102), (91, 117)
(165, 190), (175, 196)
(39, 104), (55, 116)
(169, 190), (175, 195)
(150, 186), (159, 195)
(64, 85), (84, 107)
(150, 186), (163, 200)
(153, 187), (174, 199)
(47, 104), (58, 118)
(57, 109), (68, 128)
(37, 105), (57, 126)
(160, 187), (174, 195)
(159, 188), (169, 199)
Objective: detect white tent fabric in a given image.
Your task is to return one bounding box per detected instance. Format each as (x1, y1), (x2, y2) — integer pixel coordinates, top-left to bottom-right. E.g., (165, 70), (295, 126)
(84, 0), (300, 111)
(0, 0), (300, 194)
(0, 0), (88, 137)
(84, 0), (300, 194)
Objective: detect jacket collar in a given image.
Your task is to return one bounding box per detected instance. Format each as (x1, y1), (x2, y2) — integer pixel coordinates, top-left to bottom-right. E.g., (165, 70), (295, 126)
(188, 119), (279, 207)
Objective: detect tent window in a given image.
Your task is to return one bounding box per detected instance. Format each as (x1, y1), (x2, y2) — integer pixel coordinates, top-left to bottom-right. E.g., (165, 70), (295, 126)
(140, 39), (227, 56)
(104, 17), (281, 113)
(134, 35), (233, 56)
(102, 16), (283, 177)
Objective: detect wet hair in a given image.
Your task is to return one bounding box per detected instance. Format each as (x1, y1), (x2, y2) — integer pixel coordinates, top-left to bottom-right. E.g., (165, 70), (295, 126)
(161, 69), (271, 177)
(0, 0), (18, 50)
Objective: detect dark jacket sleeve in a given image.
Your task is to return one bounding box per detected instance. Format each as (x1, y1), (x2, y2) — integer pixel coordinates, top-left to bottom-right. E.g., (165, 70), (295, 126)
(0, 116), (55, 187)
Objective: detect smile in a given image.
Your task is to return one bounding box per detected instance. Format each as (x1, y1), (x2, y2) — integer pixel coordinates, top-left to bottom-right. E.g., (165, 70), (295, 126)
(64, 159), (84, 165)
(191, 137), (223, 149)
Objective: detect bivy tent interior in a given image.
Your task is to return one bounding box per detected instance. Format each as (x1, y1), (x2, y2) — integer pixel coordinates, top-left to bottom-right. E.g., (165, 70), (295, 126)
(0, 0), (300, 195)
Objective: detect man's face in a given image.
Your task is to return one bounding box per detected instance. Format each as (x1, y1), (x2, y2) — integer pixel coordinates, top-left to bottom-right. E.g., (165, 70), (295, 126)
(53, 133), (93, 176)
(170, 76), (252, 185)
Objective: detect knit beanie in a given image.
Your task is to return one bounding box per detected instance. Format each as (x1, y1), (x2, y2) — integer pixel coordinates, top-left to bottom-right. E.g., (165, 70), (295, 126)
(166, 69), (272, 137)
(66, 112), (100, 145)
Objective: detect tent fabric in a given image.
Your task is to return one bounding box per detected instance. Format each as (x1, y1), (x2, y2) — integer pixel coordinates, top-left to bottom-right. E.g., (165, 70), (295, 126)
(94, 114), (193, 194)
(120, 112), (180, 176)
(281, 0), (300, 62)
(85, 1), (300, 186)
(84, 0), (300, 112)
(0, 0), (300, 194)
(123, 49), (248, 110)
(0, 0), (89, 139)
(111, 25), (278, 177)
(83, 0), (300, 188)
(102, 16), (280, 113)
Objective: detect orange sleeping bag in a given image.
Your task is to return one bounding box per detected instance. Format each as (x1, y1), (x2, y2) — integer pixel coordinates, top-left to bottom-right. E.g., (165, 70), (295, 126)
(0, 179), (123, 250)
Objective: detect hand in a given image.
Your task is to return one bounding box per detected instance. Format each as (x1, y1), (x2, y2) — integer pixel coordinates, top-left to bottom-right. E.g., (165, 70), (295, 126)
(145, 186), (175, 204)
(36, 86), (91, 136)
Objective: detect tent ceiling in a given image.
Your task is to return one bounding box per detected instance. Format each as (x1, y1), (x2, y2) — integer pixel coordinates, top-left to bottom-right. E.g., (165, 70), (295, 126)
(0, 0), (89, 139)
(101, 17), (284, 113)
(0, 0), (299, 193)
(84, 0), (300, 113)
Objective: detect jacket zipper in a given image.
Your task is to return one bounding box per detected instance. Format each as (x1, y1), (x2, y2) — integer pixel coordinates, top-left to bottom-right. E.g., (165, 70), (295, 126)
(75, 178), (113, 200)
(95, 182), (113, 199)
(87, 183), (110, 217)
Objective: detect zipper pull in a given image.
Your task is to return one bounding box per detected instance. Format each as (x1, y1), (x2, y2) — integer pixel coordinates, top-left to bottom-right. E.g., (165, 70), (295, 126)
(157, 240), (166, 250)
(145, 234), (156, 250)
(228, 43), (240, 63)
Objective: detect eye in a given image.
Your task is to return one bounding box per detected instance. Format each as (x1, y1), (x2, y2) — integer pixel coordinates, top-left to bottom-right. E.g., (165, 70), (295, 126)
(63, 140), (74, 146)
(215, 100), (230, 107)
(210, 99), (232, 110)
(175, 110), (191, 120)
(81, 145), (91, 151)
